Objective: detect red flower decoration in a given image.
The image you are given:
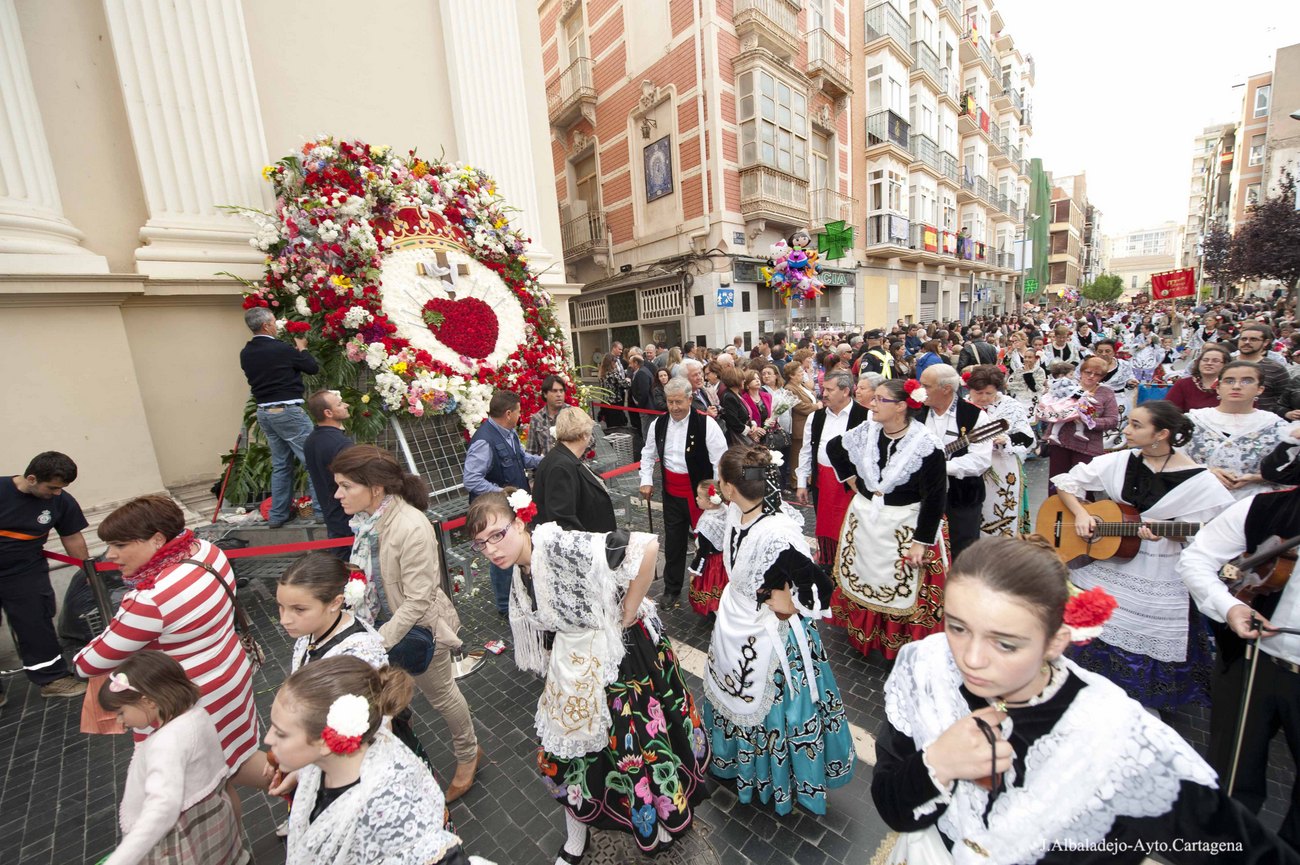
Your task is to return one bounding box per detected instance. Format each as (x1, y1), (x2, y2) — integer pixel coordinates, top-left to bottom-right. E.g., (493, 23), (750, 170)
(321, 727), (362, 754)
(1064, 586), (1118, 627)
(515, 502), (538, 524)
(902, 378), (925, 410)
(960, 369), (973, 383)
(284, 321), (311, 335)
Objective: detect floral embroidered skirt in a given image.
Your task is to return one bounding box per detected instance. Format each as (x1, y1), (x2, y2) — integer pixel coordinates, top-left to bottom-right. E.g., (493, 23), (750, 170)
(1068, 624), (1214, 711)
(688, 553), (727, 617)
(831, 509), (948, 661)
(702, 620), (855, 816)
(537, 623), (709, 853)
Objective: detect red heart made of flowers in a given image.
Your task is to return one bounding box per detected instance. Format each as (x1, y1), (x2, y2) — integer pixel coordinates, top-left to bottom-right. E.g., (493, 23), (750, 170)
(422, 297), (499, 359)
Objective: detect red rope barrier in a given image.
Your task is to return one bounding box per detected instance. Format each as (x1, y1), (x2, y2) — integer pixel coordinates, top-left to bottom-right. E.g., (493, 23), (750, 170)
(590, 403), (665, 415)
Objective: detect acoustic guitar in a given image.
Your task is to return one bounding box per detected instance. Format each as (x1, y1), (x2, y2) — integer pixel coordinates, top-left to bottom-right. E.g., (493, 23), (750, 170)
(942, 418), (1009, 458)
(1035, 495), (1202, 565)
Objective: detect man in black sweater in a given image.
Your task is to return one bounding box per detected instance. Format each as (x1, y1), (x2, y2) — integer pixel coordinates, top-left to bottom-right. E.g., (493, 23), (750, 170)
(239, 306), (322, 528)
(303, 389), (355, 551)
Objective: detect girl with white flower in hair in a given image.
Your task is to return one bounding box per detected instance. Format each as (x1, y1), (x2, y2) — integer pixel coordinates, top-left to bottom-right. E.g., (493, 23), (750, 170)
(269, 656), (495, 865)
(464, 488), (709, 864)
(687, 479), (728, 618)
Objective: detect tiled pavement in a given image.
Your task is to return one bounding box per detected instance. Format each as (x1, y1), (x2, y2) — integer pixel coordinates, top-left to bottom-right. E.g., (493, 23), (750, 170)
(0, 458), (1292, 864)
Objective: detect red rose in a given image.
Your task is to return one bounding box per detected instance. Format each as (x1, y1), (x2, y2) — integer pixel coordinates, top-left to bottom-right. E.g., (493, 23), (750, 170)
(1064, 587), (1118, 629)
(285, 321), (311, 334)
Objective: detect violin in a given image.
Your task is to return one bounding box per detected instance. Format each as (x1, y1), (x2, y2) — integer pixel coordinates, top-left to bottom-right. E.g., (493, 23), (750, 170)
(1218, 534), (1300, 604)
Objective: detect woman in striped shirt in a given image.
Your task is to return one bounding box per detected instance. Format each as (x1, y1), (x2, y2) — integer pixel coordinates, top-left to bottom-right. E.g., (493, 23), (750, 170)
(74, 495), (265, 802)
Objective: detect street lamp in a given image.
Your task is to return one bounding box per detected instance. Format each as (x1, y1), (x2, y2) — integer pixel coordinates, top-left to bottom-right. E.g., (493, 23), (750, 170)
(1017, 213), (1040, 314)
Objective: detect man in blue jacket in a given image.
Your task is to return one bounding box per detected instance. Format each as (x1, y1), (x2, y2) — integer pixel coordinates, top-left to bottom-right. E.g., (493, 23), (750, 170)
(464, 390), (543, 615)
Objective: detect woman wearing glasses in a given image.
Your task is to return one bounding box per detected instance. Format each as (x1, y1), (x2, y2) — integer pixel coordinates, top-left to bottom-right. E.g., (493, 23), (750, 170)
(1185, 360), (1294, 501)
(1046, 356), (1121, 485)
(826, 378), (949, 660)
(464, 490), (707, 864)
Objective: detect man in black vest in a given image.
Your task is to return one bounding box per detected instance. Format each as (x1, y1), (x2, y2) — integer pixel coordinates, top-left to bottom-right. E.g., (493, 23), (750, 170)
(1180, 438), (1300, 848)
(956, 327), (997, 371)
(239, 306), (322, 527)
(795, 371), (870, 563)
(464, 390), (542, 614)
(639, 378), (727, 608)
(915, 363), (991, 562)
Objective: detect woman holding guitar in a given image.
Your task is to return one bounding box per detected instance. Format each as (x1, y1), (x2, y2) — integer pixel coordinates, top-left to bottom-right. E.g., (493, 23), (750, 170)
(1051, 401), (1235, 711)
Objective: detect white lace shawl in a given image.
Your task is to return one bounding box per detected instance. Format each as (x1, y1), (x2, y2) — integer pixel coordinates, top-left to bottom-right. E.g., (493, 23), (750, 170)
(836, 420), (937, 495)
(287, 728), (461, 865)
(984, 395), (1036, 459)
(290, 617), (389, 674)
(695, 505), (728, 550)
(884, 634), (1217, 865)
(719, 502), (811, 600)
(1186, 409), (1291, 499)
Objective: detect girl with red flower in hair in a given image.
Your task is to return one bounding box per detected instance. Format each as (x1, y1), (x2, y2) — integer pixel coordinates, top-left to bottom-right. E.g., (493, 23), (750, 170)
(870, 536), (1299, 865)
(687, 479), (727, 618)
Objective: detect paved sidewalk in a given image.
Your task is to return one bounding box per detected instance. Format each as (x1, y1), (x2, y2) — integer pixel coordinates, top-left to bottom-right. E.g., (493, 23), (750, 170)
(0, 459), (1291, 863)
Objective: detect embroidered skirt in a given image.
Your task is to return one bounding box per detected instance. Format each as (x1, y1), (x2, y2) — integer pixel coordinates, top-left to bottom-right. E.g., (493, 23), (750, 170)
(702, 620), (855, 816)
(538, 623), (709, 853)
(140, 786), (248, 865)
(831, 498), (947, 661)
(1068, 612), (1214, 711)
(688, 553), (727, 617)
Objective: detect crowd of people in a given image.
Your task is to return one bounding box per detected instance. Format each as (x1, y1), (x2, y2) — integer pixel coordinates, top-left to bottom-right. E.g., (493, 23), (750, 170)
(3, 295), (1300, 863)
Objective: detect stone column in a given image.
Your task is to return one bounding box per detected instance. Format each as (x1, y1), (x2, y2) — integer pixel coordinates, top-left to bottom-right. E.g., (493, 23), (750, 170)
(439, 1), (564, 287)
(103, 0), (272, 278)
(0, 0), (108, 273)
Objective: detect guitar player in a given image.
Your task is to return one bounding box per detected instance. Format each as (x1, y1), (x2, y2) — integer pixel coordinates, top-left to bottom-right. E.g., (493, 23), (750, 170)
(1179, 433), (1300, 849)
(915, 363), (991, 562)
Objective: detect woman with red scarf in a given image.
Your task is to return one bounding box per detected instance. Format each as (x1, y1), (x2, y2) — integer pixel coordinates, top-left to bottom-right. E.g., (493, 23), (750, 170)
(74, 496), (265, 800)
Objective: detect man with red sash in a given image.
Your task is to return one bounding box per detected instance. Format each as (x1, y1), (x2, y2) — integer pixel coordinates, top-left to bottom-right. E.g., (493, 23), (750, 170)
(639, 377), (727, 608)
(796, 371), (870, 564)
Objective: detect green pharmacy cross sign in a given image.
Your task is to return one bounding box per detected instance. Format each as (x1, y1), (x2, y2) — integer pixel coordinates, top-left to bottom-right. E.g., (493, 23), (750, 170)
(818, 220), (854, 261)
(1024, 278), (1039, 294)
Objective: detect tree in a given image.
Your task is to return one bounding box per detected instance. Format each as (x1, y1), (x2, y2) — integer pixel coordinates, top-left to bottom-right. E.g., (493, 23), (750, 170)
(1080, 273), (1124, 303)
(1232, 170), (1300, 305)
(1201, 219), (1238, 296)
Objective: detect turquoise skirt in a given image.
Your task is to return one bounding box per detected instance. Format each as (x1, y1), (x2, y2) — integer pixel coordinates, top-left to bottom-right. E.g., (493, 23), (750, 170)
(702, 619), (855, 815)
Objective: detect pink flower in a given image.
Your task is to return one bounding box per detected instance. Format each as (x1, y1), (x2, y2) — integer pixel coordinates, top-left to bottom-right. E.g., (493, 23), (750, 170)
(634, 776), (652, 804)
(645, 697), (667, 737)
(653, 794), (674, 819)
(616, 754), (643, 773)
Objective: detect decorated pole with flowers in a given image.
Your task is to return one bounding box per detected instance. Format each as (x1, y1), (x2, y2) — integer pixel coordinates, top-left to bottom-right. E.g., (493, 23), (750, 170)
(234, 137), (572, 435)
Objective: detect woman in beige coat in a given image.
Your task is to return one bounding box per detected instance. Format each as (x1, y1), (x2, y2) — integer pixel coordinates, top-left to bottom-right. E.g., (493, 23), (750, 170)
(331, 445), (483, 802)
(783, 360), (819, 492)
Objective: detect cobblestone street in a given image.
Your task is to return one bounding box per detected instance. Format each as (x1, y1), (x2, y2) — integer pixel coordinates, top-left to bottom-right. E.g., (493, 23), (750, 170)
(0, 459), (1291, 864)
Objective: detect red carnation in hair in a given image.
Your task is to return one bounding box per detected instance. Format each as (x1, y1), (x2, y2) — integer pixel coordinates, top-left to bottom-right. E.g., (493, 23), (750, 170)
(321, 727), (362, 754)
(960, 369), (973, 383)
(902, 378), (926, 410)
(1063, 586), (1118, 645)
(515, 502), (538, 524)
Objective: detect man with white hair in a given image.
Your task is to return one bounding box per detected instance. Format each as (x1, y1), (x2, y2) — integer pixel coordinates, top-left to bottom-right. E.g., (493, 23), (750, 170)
(796, 370), (871, 563)
(680, 359), (718, 417)
(639, 377), (728, 607)
(916, 362), (991, 561)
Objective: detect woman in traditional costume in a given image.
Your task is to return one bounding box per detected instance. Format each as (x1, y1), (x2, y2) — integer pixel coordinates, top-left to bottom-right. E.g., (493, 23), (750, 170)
(1185, 360), (1293, 501)
(827, 378), (949, 660)
(699, 445), (855, 815)
(965, 366), (1037, 537)
(871, 536), (1299, 865)
(465, 489), (707, 863)
(270, 657), (488, 865)
(1090, 339), (1138, 448)
(1003, 331), (1046, 414)
(1050, 401), (1236, 710)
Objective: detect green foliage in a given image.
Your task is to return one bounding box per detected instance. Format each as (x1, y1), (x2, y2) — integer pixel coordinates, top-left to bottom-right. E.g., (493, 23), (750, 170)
(1080, 273), (1124, 303)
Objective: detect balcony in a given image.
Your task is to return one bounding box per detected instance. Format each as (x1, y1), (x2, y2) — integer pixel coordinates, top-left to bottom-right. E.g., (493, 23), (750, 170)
(958, 91), (987, 137)
(547, 57), (596, 130)
(906, 222), (942, 260)
(560, 208), (607, 262)
(909, 133), (941, 176)
(939, 67), (959, 105)
(957, 165), (977, 203)
(734, 0), (799, 58)
(865, 2), (910, 57)
(960, 30), (996, 75)
(1008, 142), (1021, 166)
(910, 40), (940, 90)
(991, 193), (1015, 221)
(988, 128), (1007, 164)
(940, 151), (960, 186)
(739, 163), (810, 227)
(810, 187), (854, 224)
(975, 175), (992, 204)
(866, 213), (910, 251)
(865, 109), (910, 157)
(1018, 158), (1031, 178)
(937, 0), (961, 25)
(806, 29), (852, 99)
(1021, 107), (1033, 130)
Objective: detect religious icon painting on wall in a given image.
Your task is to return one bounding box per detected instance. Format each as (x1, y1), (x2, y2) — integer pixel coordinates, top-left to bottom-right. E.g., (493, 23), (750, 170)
(644, 135), (673, 202)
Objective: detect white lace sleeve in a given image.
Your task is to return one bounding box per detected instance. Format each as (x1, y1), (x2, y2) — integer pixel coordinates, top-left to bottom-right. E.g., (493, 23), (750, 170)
(1050, 451), (1114, 499)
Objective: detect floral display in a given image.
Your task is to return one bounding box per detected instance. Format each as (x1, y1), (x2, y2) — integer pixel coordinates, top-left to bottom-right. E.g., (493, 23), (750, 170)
(235, 137), (571, 432)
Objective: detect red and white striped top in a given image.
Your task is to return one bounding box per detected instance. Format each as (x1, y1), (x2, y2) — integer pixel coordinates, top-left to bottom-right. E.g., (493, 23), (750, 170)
(74, 539), (260, 771)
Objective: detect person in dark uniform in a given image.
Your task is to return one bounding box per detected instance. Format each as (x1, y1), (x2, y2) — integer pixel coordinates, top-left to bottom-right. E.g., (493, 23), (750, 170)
(915, 363), (992, 562)
(0, 451), (90, 700)
(303, 389), (355, 555)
